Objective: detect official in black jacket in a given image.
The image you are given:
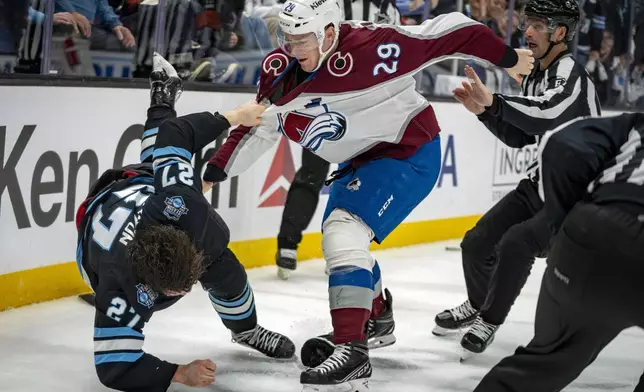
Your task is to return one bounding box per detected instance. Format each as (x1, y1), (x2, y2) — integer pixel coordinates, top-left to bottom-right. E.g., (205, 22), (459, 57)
(432, 0), (601, 360)
(474, 112), (644, 392)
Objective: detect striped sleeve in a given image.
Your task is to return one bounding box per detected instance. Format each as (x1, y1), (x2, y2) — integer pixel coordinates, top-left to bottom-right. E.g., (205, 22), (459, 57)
(93, 305), (178, 391)
(492, 57), (600, 134)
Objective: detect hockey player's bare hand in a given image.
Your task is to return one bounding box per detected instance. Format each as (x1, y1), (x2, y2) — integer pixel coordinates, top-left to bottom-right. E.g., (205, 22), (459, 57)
(225, 101), (267, 127)
(462, 65), (494, 107)
(453, 87), (484, 115)
(202, 180), (214, 194)
(507, 48), (534, 77)
(172, 359), (216, 386)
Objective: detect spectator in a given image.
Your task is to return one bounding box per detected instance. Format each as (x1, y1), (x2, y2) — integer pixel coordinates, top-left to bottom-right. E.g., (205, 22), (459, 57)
(0, 0), (31, 54)
(13, 0), (82, 74)
(240, 14), (273, 53)
(56, 0), (135, 48)
(587, 29), (621, 104)
(576, 0), (605, 66)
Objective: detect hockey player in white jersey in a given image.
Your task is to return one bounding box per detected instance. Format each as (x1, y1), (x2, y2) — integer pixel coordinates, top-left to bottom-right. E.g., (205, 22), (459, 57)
(201, 0), (534, 389)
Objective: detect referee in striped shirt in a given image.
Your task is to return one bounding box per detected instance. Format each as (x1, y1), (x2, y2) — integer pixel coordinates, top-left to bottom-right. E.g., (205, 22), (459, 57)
(432, 0), (601, 360)
(475, 112), (644, 392)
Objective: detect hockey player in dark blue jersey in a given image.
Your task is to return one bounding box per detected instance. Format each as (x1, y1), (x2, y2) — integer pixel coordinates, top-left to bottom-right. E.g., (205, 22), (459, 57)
(75, 53), (296, 392)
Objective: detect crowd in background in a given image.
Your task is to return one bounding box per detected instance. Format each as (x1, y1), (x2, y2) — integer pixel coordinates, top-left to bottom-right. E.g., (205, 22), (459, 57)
(0, 0), (643, 107)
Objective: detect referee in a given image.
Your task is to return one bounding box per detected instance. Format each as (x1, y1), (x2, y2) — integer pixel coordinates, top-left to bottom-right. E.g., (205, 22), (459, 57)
(475, 112), (644, 392)
(432, 0), (602, 360)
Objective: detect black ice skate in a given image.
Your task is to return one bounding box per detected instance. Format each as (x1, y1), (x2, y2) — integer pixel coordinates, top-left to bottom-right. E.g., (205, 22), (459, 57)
(231, 324), (296, 360)
(300, 339), (371, 392)
(301, 288), (396, 368)
(365, 288), (396, 349)
(459, 316), (499, 362)
(149, 52), (183, 109)
(432, 299), (478, 336)
(276, 248), (297, 280)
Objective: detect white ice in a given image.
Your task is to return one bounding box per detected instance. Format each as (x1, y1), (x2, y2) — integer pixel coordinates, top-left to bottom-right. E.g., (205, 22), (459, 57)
(1, 240), (643, 392)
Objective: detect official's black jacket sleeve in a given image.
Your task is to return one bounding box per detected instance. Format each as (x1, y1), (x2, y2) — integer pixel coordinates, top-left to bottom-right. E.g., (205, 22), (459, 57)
(486, 57), (599, 135)
(477, 111), (536, 148)
(539, 113), (644, 233)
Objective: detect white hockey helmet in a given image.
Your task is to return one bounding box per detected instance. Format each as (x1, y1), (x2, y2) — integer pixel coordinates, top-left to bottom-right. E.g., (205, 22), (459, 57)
(277, 0), (343, 71)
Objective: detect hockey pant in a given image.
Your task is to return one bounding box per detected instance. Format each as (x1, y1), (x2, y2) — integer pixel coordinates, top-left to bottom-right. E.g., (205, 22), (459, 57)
(474, 202), (644, 392)
(278, 148), (330, 250)
(462, 178), (550, 326)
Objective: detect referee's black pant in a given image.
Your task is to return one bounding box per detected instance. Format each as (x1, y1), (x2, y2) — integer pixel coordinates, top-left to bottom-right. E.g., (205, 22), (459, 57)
(474, 202), (644, 392)
(462, 178), (550, 326)
(277, 148), (330, 251)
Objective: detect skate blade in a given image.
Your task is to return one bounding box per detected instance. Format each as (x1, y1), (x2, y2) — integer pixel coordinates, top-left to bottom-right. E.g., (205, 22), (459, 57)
(302, 379), (369, 392)
(432, 325), (462, 336)
(277, 267), (291, 280)
(368, 333), (396, 349)
(459, 347), (476, 363)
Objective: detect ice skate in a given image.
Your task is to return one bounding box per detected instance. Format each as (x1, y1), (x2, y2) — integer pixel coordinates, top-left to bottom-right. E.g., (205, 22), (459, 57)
(231, 324), (296, 360)
(365, 288), (396, 349)
(459, 316), (499, 362)
(276, 248), (297, 280)
(300, 288), (396, 368)
(300, 340), (371, 392)
(432, 299), (478, 336)
(149, 52), (183, 109)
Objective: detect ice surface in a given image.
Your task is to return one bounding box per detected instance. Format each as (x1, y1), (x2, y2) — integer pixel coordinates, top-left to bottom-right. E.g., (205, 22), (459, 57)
(1, 240), (642, 392)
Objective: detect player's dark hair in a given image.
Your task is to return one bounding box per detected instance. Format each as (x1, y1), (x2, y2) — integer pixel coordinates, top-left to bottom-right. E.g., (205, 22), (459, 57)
(127, 225), (206, 294)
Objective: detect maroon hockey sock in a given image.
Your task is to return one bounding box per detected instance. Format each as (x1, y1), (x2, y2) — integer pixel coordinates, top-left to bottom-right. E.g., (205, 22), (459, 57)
(331, 308), (371, 344)
(371, 293), (386, 320)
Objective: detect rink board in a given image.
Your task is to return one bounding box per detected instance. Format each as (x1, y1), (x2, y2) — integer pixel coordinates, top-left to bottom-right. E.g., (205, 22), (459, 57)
(0, 85), (623, 311)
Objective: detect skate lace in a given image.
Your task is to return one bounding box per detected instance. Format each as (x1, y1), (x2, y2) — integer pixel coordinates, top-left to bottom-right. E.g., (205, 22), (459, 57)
(233, 326), (281, 353)
(468, 318), (498, 341)
(449, 300), (477, 321)
(316, 345), (352, 374)
(365, 319), (375, 337)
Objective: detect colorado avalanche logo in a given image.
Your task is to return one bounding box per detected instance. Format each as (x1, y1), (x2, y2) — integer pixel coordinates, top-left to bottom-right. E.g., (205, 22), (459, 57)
(327, 51), (353, 77)
(262, 53), (289, 77)
(278, 104), (347, 152)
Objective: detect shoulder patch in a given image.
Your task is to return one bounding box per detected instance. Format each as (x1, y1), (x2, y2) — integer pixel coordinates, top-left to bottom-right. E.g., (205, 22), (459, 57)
(136, 283), (158, 309)
(262, 52), (290, 77)
(163, 196), (189, 221)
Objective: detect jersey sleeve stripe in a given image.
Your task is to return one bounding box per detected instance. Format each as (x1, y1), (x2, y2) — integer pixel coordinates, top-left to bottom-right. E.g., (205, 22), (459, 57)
(94, 339), (144, 352)
(95, 352), (144, 365)
(153, 146), (192, 161)
(94, 327), (145, 339)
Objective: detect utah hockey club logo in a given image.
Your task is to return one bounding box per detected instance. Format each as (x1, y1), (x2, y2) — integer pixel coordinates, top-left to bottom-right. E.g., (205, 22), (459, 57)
(136, 283), (158, 309)
(258, 137), (296, 208)
(163, 196), (189, 221)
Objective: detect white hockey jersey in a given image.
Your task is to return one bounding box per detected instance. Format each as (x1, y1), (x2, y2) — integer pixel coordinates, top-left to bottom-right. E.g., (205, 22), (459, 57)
(205, 12), (518, 181)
